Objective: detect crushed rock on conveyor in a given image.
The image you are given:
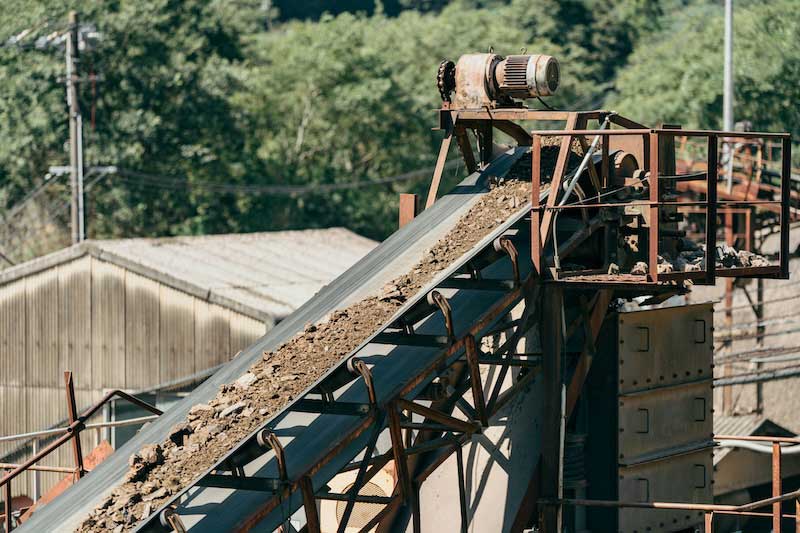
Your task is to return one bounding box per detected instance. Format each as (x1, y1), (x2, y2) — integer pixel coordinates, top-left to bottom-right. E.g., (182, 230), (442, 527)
(645, 242), (770, 275)
(77, 180), (533, 533)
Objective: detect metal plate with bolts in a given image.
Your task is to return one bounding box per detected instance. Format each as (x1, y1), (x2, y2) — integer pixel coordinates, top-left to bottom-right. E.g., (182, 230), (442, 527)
(617, 304), (713, 395)
(619, 448), (713, 533)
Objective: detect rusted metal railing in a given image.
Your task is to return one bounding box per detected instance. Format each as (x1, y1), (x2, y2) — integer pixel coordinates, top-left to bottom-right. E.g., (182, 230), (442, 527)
(543, 434), (800, 532)
(0, 371), (162, 531)
(529, 127), (792, 285)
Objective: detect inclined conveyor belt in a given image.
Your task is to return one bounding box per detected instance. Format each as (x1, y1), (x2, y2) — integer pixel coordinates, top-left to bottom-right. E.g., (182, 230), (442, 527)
(20, 147), (532, 533)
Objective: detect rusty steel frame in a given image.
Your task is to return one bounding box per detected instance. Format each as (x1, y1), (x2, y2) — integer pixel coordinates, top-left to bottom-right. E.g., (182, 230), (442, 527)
(677, 134), (800, 219)
(133, 214), (550, 533)
(0, 371), (162, 532)
(527, 127), (791, 285)
(427, 109), (597, 209)
(398, 193), (420, 228)
(73, 108), (786, 533)
(329, 114), (788, 533)
(427, 110), (789, 532)
(545, 435), (800, 532)
(316, 289), (533, 533)
(509, 287), (613, 532)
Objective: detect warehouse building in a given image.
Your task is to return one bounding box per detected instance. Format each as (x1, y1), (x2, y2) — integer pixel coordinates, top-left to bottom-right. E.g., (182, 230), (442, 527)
(0, 228), (376, 497)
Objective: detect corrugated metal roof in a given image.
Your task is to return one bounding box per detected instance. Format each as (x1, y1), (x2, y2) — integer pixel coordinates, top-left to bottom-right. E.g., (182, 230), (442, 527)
(0, 228), (376, 321)
(714, 413), (764, 437)
(713, 414), (766, 464)
(713, 414), (796, 464)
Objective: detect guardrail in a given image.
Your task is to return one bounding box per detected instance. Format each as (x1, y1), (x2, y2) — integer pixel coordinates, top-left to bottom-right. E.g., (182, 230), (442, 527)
(541, 434), (800, 532)
(0, 371), (162, 532)
(529, 127), (792, 285)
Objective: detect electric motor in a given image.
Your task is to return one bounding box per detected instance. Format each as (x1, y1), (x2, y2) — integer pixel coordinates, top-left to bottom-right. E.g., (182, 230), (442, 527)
(495, 54), (559, 99)
(439, 52), (560, 109)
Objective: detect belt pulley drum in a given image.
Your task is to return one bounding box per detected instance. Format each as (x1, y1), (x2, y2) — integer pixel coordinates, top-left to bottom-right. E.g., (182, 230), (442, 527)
(438, 52), (559, 109)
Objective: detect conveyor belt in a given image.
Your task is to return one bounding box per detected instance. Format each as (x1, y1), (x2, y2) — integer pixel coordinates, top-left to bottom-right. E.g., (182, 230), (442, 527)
(19, 148), (530, 533)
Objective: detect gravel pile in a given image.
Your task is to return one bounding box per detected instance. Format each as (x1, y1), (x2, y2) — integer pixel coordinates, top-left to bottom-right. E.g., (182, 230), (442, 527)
(76, 180), (533, 533)
(625, 240), (770, 276)
(504, 137), (584, 182)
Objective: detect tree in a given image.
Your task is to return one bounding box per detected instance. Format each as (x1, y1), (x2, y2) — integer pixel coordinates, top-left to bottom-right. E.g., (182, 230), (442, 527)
(5, 0), (791, 262)
(0, 0), (257, 259)
(227, 4), (594, 238)
(609, 0), (800, 143)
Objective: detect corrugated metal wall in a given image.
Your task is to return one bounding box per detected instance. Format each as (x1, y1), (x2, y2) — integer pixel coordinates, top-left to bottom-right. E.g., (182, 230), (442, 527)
(0, 256), (267, 497)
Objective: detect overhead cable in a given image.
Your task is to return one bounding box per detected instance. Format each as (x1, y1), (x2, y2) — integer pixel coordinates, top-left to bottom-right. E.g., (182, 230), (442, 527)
(112, 162), (456, 196)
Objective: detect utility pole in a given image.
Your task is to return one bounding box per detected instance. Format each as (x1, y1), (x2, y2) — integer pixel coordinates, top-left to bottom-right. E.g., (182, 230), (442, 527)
(723, 0), (734, 191)
(66, 10), (85, 244)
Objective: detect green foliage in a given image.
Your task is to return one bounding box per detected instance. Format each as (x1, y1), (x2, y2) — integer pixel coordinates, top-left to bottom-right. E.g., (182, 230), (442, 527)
(0, 0), (797, 261)
(223, 2), (606, 238)
(610, 0), (800, 139)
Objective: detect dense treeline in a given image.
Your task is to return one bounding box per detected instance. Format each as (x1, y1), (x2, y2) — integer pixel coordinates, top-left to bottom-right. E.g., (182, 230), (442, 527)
(0, 0), (796, 261)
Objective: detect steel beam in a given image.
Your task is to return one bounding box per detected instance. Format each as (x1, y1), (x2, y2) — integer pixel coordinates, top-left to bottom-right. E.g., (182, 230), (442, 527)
(399, 193), (420, 228)
(539, 113), (579, 248)
(196, 474), (282, 492)
(64, 371), (85, 479)
(464, 334), (488, 427)
(300, 476), (320, 533)
(539, 285), (564, 533)
(292, 399), (371, 417)
(426, 128), (453, 208)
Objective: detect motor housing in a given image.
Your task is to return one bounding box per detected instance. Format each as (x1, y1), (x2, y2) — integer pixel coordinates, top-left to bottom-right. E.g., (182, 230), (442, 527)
(439, 52), (559, 109)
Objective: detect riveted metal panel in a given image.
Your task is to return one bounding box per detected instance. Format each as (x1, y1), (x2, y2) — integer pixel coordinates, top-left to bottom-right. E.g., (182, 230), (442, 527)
(615, 304), (714, 533)
(619, 448), (712, 533)
(618, 304), (713, 394)
(618, 380), (713, 464)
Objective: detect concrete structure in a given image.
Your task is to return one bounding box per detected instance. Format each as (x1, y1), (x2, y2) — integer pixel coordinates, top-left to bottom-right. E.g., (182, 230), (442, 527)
(0, 228), (376, 497)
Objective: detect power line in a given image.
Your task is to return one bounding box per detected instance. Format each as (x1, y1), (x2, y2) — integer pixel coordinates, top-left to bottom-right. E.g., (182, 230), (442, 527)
(715, 345), (800, 365)
(1, 173), (66, 223)
(715, 363), (800, 387)
(714, 291), (800, 313)
(2, 22), (68, 50)
(0, 246), (14, 266)
(716, 325), (800, 344)
(0, 169), (101, 261)
(112, 162), (456, 197)
(720, 313), (800, 333)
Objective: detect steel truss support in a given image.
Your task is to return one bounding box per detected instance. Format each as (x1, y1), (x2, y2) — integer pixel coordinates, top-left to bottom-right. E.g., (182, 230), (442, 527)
(510, 288), (614, 533)
(375, 289), (542, 532)
(540, 285), (565, 533)
(359, 298), (541, 532)
(136, 215), (540, 533)
(336, 418), (386, 533)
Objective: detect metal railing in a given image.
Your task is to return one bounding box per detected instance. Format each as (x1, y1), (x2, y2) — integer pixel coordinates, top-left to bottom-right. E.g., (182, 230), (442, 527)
(529, 127), (792, 285)
(0, 371), (162, 531)
(543, 434), (800, 532)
